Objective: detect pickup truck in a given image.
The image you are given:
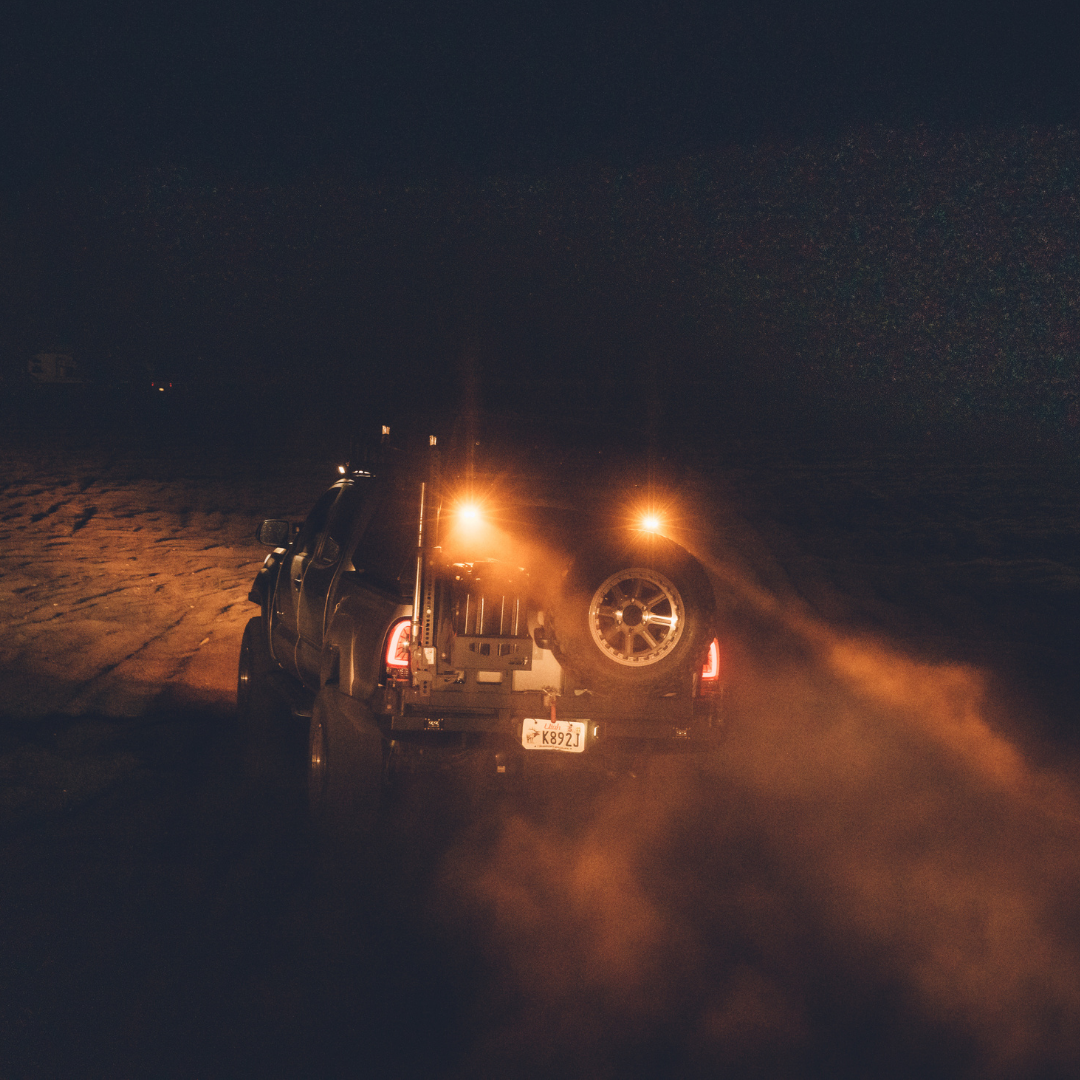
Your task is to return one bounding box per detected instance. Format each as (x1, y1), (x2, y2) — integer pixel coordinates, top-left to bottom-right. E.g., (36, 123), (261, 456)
(238, 432), (725, 834)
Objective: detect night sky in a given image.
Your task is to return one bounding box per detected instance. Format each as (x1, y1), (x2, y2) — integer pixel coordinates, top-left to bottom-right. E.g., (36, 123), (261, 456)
(4, 1), (1080, 447)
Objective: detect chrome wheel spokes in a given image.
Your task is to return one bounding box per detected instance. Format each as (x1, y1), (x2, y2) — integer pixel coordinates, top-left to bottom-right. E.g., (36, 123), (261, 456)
(589, 567), (685, 666)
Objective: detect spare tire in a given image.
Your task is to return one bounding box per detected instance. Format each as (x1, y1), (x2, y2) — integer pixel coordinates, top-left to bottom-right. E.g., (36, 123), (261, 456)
(549, 534), (715, 695)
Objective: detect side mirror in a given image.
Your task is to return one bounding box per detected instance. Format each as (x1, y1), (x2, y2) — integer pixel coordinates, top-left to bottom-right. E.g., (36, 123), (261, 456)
(256, 519), (291, 547)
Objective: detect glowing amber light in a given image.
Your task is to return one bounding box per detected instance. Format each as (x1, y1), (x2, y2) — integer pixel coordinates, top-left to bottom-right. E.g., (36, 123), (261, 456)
(458, 503), (482, 524)
(640, 513), (662, 533)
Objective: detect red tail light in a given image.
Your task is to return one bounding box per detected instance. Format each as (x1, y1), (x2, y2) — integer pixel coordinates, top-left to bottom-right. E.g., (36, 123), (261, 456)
(385, 619), (412, 673)
(700, 638), (721, 682)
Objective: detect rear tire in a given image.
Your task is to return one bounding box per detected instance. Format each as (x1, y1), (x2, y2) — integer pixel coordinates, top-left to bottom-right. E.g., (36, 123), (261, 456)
(307, 688), (385, 861)
(237, 616), (304, 792)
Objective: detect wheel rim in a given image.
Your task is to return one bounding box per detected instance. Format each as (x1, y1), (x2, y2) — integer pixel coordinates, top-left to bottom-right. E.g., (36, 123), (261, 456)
(308, 712), (328, 815)
(237, 631), (253, 712)
(588, 567), (685, 666)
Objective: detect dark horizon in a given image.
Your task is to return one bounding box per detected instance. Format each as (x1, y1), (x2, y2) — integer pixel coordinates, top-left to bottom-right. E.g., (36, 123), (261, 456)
(6, 127), (1080, 455)
(4, 3), (1080, 453)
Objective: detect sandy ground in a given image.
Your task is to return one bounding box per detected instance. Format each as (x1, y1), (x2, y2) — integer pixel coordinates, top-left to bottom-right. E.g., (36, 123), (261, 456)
(0, 448), (326, 821)
(0, 455), (321, 719)
(3, 435), (1080, 1079)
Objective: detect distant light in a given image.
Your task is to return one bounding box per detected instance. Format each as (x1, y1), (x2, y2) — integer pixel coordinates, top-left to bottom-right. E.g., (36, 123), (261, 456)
(429, 435), (437, 446)
(338, 465), (346, 475)
(158, 387), (165, 392)
(640, 513), (662, 533)
(382, 425), (390, 436)
(458, 503), (481, 524)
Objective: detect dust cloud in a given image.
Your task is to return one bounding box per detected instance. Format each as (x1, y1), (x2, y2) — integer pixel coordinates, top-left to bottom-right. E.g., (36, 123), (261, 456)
(431, 514), (1080, 1079)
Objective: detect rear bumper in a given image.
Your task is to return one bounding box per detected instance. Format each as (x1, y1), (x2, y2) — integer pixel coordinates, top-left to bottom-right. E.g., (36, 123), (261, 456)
(375, 685), (724, 751)
(321, 686), (723, 787)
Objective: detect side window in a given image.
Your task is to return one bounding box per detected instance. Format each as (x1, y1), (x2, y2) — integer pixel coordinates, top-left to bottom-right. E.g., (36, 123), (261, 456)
(352, 478), (420, 594)
(312, 483), (366, 568)
(294, 488), (339, 559)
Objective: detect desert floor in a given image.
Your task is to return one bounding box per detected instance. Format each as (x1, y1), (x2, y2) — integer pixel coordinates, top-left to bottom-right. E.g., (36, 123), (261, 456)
(2, 399), (1079, 1079)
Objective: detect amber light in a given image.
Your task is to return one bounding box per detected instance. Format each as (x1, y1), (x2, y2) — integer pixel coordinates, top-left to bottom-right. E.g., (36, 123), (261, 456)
(639, 513), (662, 533)
(701, 638), (721, 681)
(447, 500), (491, 549)
(385, 618), (411, 670)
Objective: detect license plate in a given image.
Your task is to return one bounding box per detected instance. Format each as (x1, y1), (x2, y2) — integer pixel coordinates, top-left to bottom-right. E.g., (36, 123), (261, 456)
(521, 717), (587, 753)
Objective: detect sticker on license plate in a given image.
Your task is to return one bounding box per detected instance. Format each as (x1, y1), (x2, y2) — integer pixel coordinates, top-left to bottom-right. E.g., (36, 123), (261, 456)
(521, 717), (587, 753)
